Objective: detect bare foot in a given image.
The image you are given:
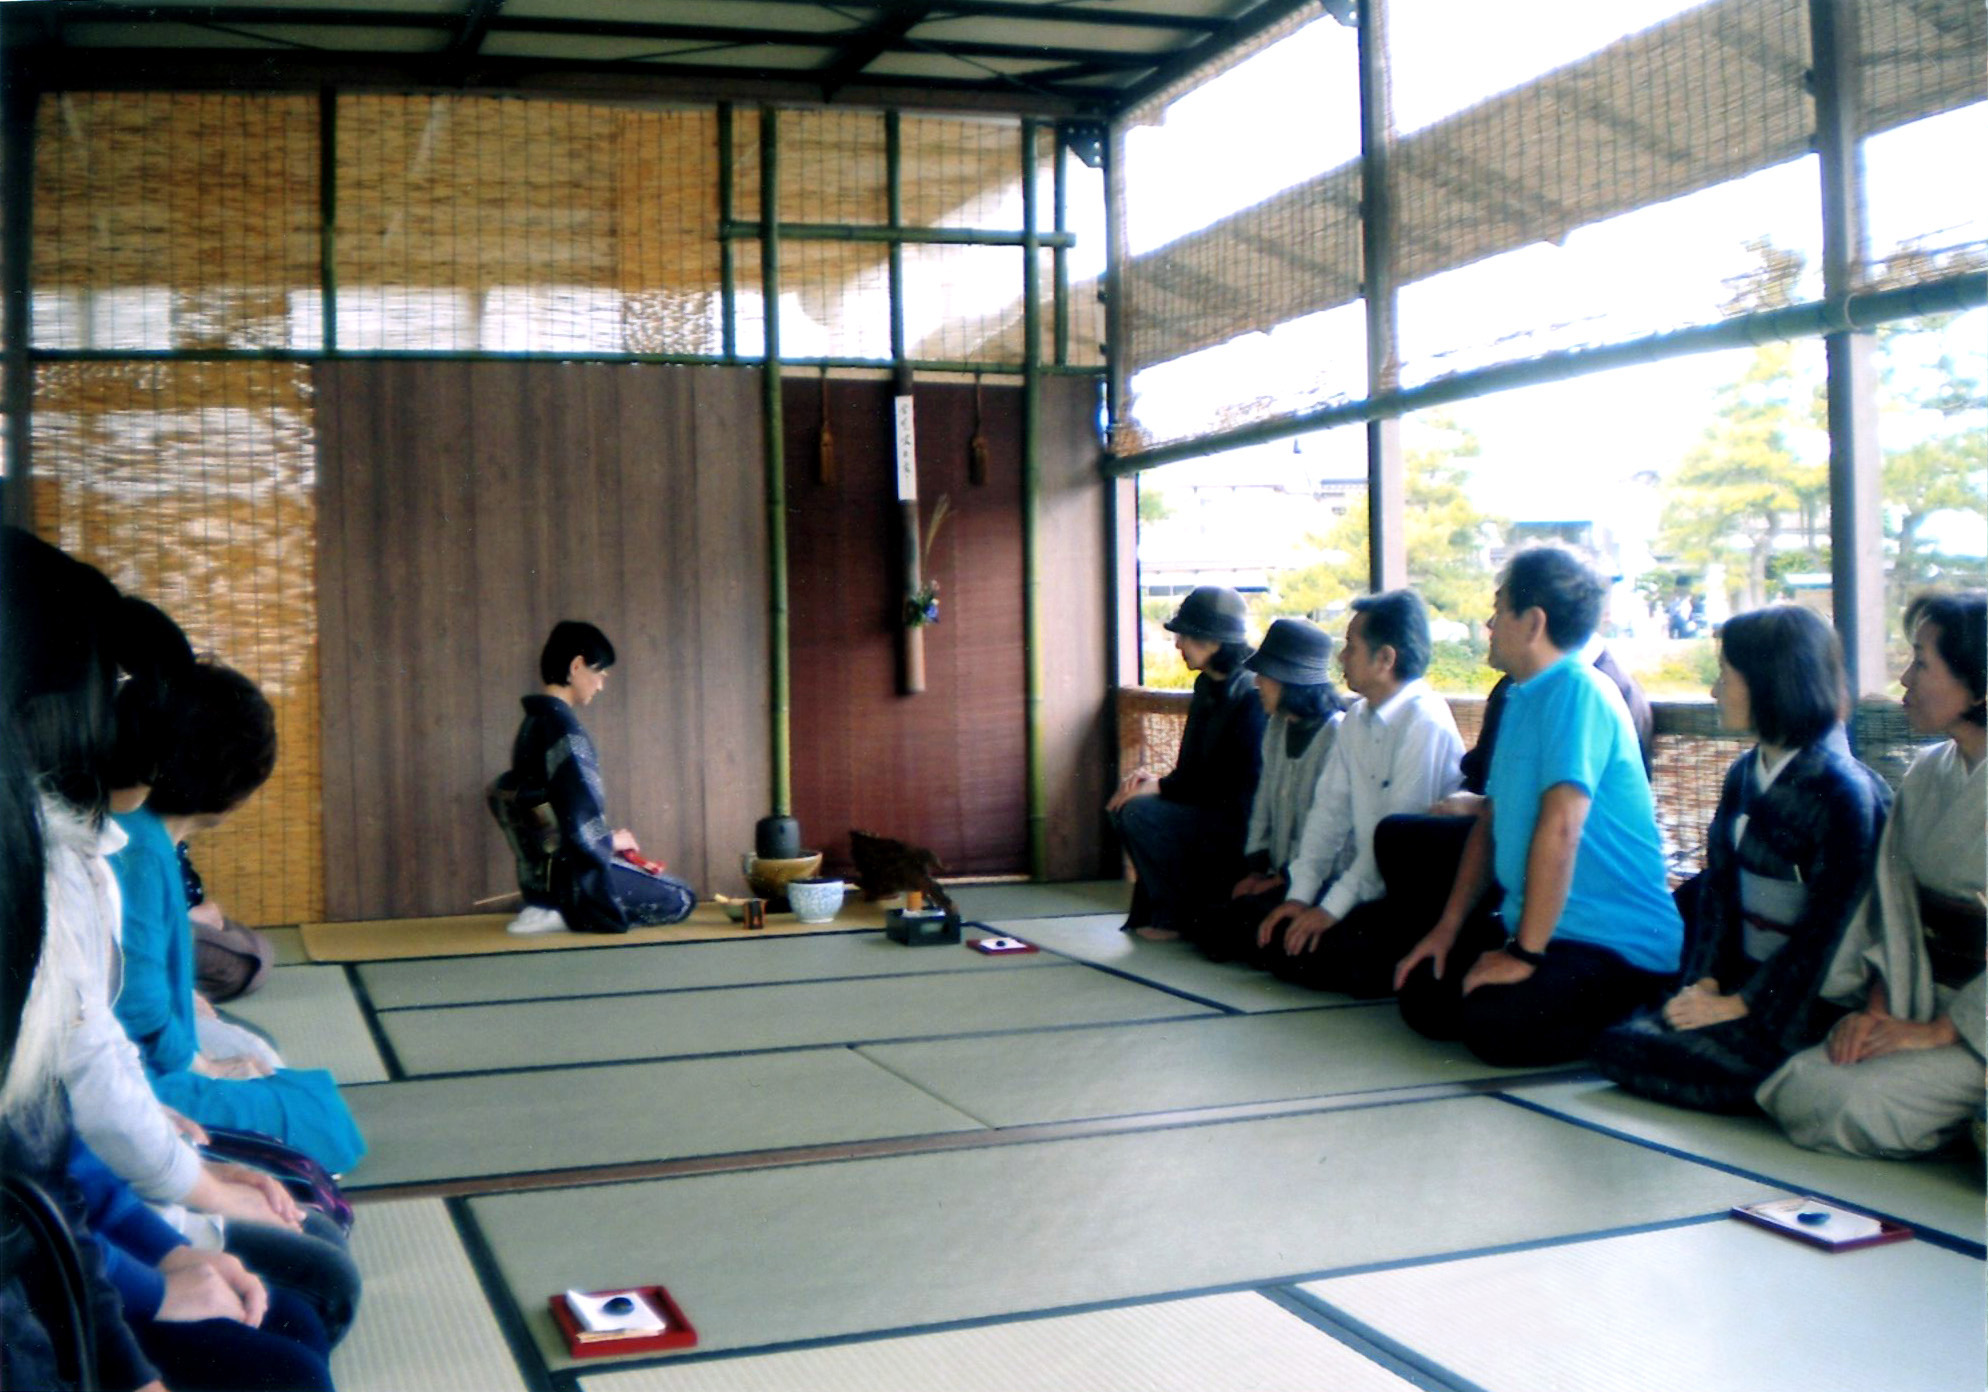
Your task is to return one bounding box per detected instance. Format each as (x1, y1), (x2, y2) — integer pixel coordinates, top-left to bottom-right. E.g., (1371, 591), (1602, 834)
(1132, 926), (1182, 942)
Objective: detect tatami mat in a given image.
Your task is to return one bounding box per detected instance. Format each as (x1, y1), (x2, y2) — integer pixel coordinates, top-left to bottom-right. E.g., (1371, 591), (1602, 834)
(358, 931), (1054, 1010)
(1507, 1079), (1985, 1244)
(331, 1198), (528, 1392)
(344, 1050), (985, 1189)
(999, 915), (1345, 1012)
(575, 1290), (1418, 1392)
(950, 880), (1133, 921)
(220, 965), (388, 1084)
(1302, 1216), (1984, 1392)
(861, 1005), (1552, 1127)
(379, 966), (1215, 1076)
(303, 885), (1133, 963)
(263, 926), (308, 965)
(468, 1096), (1783, 1367)
(301, 905), (891, 962)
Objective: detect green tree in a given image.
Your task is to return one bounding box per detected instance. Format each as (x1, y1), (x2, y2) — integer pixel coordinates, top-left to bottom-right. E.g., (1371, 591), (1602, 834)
(1273, 414), (1503, 636)
(1878, 324), (1988, 601)
(1657, 340), (1829, 610)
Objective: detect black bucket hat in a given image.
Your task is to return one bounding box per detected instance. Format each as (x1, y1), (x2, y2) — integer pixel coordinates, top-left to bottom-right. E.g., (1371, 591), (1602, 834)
(1246, 617), (1334, 685)
(1162, 585), (1249, 644)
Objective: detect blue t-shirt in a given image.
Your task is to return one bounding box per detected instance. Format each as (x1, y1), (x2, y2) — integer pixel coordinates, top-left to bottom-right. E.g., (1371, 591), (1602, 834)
(1486, 651), (1682, 973)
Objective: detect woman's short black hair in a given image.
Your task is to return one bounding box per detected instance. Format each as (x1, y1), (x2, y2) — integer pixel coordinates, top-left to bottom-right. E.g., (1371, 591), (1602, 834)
(1719, 605), (1846, 747)
(1276, 679), (1345, 725)
(1204, 640), (1254, 679)
(1349, 590), (1432, 681)
(146, 662), (278, 818)
(539, 621), (617, 686)
(1906, 589), (1987, 726)
(108, 595), (196, 792)
(1499, 545), (1605, 652)
(0, 527), (122, 818)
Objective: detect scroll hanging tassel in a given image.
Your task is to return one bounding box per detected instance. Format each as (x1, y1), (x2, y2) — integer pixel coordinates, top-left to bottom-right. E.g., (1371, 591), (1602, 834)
(817, 371), (837, 486)
(968, 374), (989, 487)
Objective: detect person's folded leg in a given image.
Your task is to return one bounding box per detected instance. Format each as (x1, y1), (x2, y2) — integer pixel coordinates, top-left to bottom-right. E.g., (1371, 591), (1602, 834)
(1267, 899), (1418, 997)
(134, 1286), (334, 1392)
(613, 864), (697, 926)
(225, 1213), (360, 1346)
(1395, 913), (1504, 1041)
(1110, 797), (1238, 935)
(1455, 940), (1668, 1068)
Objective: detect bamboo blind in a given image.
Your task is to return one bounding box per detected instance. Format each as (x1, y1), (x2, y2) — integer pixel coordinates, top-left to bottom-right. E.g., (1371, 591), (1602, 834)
(33, 93), (320, 351)
(31, 361), (323, 926)
(1114, 0), (1986, 449)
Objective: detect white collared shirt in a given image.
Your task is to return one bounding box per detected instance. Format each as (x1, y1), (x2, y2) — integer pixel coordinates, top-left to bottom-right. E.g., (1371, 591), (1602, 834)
(1284, 677), (1466, 916)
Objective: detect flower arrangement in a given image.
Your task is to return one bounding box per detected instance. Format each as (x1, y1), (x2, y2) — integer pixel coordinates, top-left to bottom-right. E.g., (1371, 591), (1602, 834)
(905, 494), (951, 628)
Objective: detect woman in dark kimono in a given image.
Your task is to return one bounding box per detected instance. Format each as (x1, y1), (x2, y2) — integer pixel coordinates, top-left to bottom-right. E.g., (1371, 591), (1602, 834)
(1593, 605), (1890, 1112)
(505, 621), (696, 935)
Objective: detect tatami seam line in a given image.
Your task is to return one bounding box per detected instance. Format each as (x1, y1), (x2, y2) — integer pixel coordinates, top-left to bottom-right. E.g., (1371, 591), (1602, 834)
(361, 957), (1079, 1012)
(1493, 1092), (1987, 1258)
(517, 1210), (1740, 1379)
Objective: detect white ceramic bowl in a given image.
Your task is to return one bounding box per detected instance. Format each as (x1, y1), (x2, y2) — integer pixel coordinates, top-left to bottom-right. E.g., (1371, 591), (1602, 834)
(786, 878), (849, 924)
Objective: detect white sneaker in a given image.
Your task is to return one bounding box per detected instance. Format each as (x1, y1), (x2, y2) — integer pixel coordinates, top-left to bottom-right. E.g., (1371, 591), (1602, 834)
(506, 905), (568, 935)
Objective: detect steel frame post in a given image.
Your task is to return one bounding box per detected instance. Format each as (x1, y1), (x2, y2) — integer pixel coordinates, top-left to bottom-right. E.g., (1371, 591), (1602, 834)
(1811, 0), (1886, 696)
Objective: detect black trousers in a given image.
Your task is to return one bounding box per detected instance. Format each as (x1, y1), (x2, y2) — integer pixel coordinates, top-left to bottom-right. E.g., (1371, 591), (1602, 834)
(1259, 898), (1422, 999)
(1395, 914), (1669, 1068)
(1185, 885), (1289, 963)
(1373, 813), (1503, 939)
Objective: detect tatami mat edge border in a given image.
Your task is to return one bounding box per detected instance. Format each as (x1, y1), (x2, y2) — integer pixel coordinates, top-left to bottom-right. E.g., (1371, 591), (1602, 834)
(446, 1195), (559, 1392)
(361, 958), (1082, 1014)
(342, 962), (408, 1081)
(1255, 1287), (1482, 1392)
(518, 1211), (1742, 1383)
(350, 1075), (1595, 1201)
(1494, 1093), (1988, 1258)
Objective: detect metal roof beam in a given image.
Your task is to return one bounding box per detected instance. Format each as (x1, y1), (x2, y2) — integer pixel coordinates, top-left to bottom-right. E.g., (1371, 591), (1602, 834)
(6, 46), (1106, 112)
(448, 0), (505, 57)
(32, 3), (1203, 65)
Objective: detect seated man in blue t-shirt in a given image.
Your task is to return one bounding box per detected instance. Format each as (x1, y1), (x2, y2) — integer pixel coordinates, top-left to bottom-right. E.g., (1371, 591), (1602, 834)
(1393, 545), (1682, 1066)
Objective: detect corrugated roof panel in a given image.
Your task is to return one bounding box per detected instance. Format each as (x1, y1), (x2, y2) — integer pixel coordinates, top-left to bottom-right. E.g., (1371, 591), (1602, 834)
(58, 20), (450, 53)
(913, 16), (1188, 56)
(862, 51), (1073, 80)
(477, 32), (833, 64)
(629, 42), (845, 71)
(499, 0), (858, 35)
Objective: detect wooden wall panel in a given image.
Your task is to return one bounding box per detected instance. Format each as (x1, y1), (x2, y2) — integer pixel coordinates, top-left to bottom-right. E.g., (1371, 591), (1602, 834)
(1038, 377), (1116, 880)
(785, 379), (1033, 878)
(317, 360), (768, 921)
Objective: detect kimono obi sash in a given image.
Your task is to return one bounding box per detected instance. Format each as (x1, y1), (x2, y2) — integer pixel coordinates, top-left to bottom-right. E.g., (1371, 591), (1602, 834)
(1739, 868), (1808, 962)
(1919, 887), (1986, 991)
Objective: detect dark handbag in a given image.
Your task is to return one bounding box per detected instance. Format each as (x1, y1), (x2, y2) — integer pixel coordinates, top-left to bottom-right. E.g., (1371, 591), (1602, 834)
(198, 1127), (354, 1235)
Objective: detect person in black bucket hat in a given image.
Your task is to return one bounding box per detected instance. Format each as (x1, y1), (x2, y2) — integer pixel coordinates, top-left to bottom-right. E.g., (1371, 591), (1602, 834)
(1108, 587), (1266, 940)
(1183, 618), (1347, 961)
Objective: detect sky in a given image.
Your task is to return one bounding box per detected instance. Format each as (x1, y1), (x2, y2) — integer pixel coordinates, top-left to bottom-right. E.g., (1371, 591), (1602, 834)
(1117, 0), (1987, 560)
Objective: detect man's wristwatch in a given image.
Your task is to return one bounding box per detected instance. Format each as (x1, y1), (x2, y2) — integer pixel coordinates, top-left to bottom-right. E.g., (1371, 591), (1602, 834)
(1502, 937), (1549, 967)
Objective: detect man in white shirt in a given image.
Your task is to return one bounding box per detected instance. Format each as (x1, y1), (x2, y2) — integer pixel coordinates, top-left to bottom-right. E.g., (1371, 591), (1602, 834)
(1254, 589), (1465, 995)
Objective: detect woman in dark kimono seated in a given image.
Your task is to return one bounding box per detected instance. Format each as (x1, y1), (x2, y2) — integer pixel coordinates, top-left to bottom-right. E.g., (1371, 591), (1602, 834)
(504, 621), (696, 935)
(1593, 606), (1890, 1112)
